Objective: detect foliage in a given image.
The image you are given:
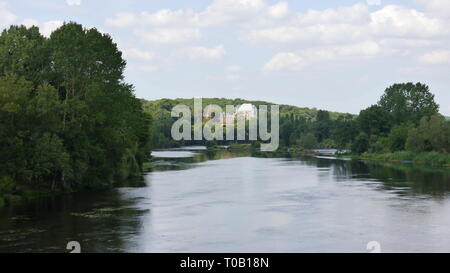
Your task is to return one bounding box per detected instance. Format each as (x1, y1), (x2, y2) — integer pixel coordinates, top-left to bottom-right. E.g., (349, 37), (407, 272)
(388, 123), (412, 152)
(378, 83), (439, 126)
(0, 23), (152, 199)
(352, 133), (370, 154)
(406, 115), (450, 153)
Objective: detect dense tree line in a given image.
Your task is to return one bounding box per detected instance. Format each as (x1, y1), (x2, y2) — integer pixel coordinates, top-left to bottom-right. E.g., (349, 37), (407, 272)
(0, 23), (152, 203)
(279, 82), (449, 155)
(146, 83), (448, 158)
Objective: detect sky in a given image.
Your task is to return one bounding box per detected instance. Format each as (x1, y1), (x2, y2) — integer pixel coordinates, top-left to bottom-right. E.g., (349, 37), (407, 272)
(1, 0), (450, 115)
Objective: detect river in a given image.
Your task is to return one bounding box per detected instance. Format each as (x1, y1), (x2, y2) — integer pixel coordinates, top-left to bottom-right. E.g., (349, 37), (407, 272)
(1, 147), (450, 253)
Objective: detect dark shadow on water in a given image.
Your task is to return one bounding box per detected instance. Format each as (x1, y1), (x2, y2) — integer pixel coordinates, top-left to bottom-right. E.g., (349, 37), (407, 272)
(293, 155), (450, 198)
(0, 189), (147, 253)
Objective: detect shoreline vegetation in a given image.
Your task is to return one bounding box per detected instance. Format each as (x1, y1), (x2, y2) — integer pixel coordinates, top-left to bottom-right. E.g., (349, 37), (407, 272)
(228, 144), (449, 168)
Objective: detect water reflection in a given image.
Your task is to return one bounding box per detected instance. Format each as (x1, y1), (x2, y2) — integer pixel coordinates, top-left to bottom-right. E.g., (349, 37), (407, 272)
(1, 149), (450, 253)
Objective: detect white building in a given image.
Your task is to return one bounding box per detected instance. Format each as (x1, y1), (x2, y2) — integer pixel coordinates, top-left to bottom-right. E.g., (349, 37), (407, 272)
(236, 104), (257, 120)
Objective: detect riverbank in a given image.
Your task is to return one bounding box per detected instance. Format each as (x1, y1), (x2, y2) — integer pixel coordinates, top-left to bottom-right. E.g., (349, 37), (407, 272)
(249, 144), (450, 168)
(337, 151), (450, 168)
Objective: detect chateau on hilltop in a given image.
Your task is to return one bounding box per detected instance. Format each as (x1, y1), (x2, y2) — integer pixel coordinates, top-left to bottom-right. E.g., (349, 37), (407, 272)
(204, 103), (258, 126)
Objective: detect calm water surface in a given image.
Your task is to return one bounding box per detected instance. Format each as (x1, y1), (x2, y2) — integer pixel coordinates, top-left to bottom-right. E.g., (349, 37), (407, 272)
(1, 148), (450, 253)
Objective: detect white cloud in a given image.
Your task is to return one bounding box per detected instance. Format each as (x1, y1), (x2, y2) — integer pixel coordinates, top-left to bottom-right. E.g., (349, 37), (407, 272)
(263, 52), (306, 72)
(183, 45), (226, 61)
(135, 28), (201, 44)
(367, 0), (381, 6)
(197, 0), (265, 27)
(102, 1), (450, 75)
(247, 24), (365, 45)
(297, 4), (370, 25)
(123, 48), (155, 61)
(0, 1), (17, 28)
(66, 0), (81, 6)
(105, 0), (268, 28)
(268, 2), (289, 19)
(370, 5), (447, 38)
(227, 65), (241, 72)
(206, 74), (240, 81)
(419, 50), (450, 64)
(140, 9), (195, 26)
(416, 0), (450, 18)
(105, 13), (137, 28)
(21, 19), (39, 28)
(302, 41), (381, 61)
(263, 41), (381, 72)
(41, 21), (64, 37)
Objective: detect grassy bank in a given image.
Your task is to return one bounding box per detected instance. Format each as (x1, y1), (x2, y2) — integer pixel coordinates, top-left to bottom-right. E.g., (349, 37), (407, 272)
(339, 151), (450, 167)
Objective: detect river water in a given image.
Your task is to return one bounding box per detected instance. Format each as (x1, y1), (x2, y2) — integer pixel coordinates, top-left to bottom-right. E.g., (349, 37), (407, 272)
(1, 148), (450, 253)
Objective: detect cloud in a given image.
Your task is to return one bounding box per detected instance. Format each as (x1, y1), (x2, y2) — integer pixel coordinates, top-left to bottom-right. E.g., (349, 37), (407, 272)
(419, 50), (450, 64)
(369, 5), (447, 38)
(105, 13), (136, 28)
(102, 0), (450, 74)
(40, 21), (64, 37)
(135, 28), (201, 45)
(140, 9), (196, 26)
(197, 0), (265, 27)
(21, 19), (39, 28)
(263, 41), (381, 72)
(0, 1), (17, 28)
(66, 0), (81, 6)
(206, 74), (240, 81)
(247, 24), (366, 46)
(302, 41), (381, 61)
(122, 48), (155, 61)
(267, 2), (289, 19)
(181, 45), (226, 61)
(263, 52), (306, 72)
(296, 3), (370, 25)
(415, 0), (450, 18)
(227, 65), (241, 72)
(367, 0), (381, 6)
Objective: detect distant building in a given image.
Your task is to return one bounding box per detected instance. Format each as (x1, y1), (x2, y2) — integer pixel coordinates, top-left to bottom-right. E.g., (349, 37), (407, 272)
(236, 104), (257, 120)
(203, 103), (257, 126)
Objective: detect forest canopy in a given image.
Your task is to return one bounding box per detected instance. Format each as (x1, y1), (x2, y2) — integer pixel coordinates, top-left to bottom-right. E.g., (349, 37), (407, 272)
(0, 23), (152, 201)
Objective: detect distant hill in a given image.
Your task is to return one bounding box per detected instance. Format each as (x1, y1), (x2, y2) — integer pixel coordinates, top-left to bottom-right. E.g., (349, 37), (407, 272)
(142, 98), (353, 120)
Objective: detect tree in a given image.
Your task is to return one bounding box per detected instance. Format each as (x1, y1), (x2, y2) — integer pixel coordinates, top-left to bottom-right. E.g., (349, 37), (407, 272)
(0, 25), (49, 85)
(314, 110), (331, 143)
(352, 133), (369, 154)
(357, 105), (391, 137)
(388, 124), (411, 152)
(406, 128), (426, 153)
(406, 115), (450, 153)
(378, 83), (439, 125)
(0, 23), (152, 196)
(298, 133), (318, 149)
(332, 114), (358, 149)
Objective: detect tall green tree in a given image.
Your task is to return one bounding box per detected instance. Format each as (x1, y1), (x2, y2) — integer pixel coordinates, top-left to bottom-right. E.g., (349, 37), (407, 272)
(378, 83), (439, 125)
(0, 25), (49, 85)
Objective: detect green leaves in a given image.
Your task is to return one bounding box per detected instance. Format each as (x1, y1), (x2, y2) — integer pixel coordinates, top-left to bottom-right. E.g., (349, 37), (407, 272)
(0, 23), (152, 195)
(379, 83), (439, 126)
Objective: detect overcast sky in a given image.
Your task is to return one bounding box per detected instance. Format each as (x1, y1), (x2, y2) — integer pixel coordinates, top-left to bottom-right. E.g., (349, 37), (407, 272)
(1, 0), (450, 115)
